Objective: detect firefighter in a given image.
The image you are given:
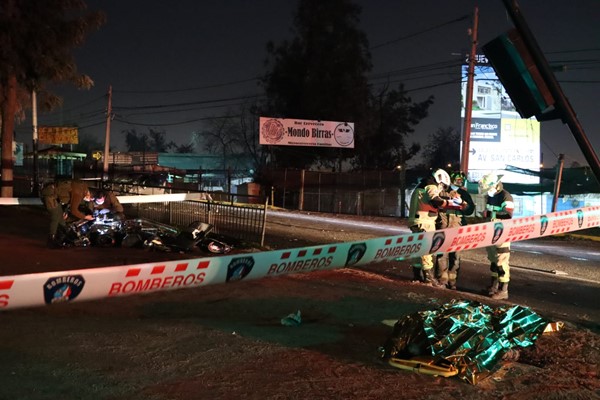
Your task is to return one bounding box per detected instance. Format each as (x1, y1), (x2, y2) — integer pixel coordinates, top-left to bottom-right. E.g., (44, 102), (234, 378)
(435, 171), (475, 289)
(41, 179), (95, 248)
(408, 168), (465, 285)
(479, 172), (515, 300)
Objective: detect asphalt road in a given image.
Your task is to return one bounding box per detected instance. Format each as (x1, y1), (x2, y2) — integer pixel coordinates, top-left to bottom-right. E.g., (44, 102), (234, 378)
(263, 209), (600, 332)
(1, 206), (598, 332)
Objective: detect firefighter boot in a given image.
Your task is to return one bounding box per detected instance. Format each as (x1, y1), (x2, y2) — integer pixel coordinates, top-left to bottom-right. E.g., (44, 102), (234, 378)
(486, 263), (499, 295)
(422, 269), (444, 288)
(411, 266), (424, 283)
(491, 282), (509, 300)
(487, 277), (499, 296)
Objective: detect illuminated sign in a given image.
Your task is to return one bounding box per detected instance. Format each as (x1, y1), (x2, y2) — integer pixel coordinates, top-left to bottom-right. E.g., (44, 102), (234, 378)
(39, 126), (79, 145)
(259, 117), (354, 148)
(461, 63), (540, 184)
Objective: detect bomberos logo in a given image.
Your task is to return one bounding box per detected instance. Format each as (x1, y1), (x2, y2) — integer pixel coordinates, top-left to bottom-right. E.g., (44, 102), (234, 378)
(577, 209), (584, 228)
(540, 215), (549, 236)
(429, 232), (445, 253)
(345, 243), (366, 266)
(43, 274), (85, 304)
(227, 257), (255, 282)
(492, 222), (504, 244)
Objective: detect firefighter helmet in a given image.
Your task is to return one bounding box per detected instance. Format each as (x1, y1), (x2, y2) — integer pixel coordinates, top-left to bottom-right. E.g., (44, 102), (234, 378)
(450, 171), (467, 186)
(478, 172), (502, 195)
(432, 169), (451, 187)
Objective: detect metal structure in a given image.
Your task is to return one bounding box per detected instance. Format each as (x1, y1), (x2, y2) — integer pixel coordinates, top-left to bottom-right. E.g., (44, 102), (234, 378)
(124, 199), (267, 246)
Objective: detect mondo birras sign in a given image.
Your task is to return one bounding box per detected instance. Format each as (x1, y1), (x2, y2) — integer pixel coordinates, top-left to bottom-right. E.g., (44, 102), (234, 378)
(259, 117), (355, 148)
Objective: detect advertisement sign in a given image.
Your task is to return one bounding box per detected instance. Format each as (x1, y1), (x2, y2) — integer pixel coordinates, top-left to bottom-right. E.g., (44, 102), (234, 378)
(461, 60), (540, 184)
(259, 117), (354, 148)
(39, 126), (79, 145)
(12, 141), (23, 166)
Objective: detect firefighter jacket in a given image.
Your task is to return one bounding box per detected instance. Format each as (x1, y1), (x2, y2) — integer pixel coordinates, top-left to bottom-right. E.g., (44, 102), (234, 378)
(408, 183), (447, 228)
(484, 189), (514, 221)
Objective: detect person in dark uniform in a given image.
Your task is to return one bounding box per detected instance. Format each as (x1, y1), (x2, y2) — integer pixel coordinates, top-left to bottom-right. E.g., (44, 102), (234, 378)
(90, 189), (125, 220)
(41, 179), (94, 248)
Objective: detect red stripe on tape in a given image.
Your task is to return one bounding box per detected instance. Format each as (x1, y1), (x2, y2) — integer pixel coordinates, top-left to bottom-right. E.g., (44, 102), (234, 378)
(396, 237), (403, 244)
(126, 268), (141, 277)
(385, 239), (392, 245)
(328, 246), (336, 253)
(281, 252), (291, 259)
(298, 250), (307, 257)
(151, 265), (165, 274)
(175, 263), (188, 272)
(313, 248), (322, 255)
(0, 280), (14, 290)
(197, 261), (210, 269)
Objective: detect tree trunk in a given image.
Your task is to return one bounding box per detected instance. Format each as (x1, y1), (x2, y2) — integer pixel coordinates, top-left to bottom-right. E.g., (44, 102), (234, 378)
(1, 73), (18, 197)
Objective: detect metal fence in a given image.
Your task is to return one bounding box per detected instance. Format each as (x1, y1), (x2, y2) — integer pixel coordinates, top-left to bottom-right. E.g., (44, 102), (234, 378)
(124, 199), (267, 246)
(263, 169), (409, 217)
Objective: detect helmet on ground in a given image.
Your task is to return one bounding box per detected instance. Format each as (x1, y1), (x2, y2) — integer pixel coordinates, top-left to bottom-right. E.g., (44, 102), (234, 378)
(479, 172), (502, 196)
(432, 169), (451, 187)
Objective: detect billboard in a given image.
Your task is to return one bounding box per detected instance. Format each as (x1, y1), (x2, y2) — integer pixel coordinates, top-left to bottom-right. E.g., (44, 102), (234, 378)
(13, 141), (23, 166)
(461, 59), (540, 185)
(259, 117), (354, 148)
(38, 126), (79, 145)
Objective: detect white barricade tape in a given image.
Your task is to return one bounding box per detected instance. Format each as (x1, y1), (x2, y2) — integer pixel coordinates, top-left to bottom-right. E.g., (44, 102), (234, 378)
(0, 193), (207, 206)
(1, 206), (599, 311)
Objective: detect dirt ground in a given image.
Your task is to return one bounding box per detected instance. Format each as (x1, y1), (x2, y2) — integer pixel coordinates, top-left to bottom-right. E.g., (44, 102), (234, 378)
(0, 206), (598, 400)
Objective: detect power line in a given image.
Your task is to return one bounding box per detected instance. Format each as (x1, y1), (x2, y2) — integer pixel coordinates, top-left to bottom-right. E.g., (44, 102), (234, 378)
(113, 115), (238, 128)
(113, 77), (261, 95)
(370, 14), (470, 51)
(112, 94), (263, 111)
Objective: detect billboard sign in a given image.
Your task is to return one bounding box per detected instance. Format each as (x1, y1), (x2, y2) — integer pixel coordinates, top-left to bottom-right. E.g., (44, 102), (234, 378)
(259, 117), (354, 148)
(461, 59), (540, 184)
(39, 126), (79, 145)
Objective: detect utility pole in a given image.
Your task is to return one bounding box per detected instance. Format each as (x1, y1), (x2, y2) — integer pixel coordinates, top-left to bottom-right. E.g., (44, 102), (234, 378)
(551, 154), (564, 212)
(103, 85), (112, 181)
(460, 6), (478, 176)
(32, 89), (39, 196)
(501, 0), (600, 185)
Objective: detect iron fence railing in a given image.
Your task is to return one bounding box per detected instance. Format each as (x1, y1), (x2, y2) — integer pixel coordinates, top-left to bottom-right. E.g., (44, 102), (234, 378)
(124, 200), (266, 246)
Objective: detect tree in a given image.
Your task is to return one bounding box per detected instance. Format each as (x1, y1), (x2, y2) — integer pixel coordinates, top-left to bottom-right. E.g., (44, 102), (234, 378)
(192, 115), (244, 170)
(173, 143), (195, 154)
(352, 84), (433, 170)
(420, 126), (461, 170)
(0, 0), (105, 196)
(260, 0), (372, 169)
(123, 128), (173, 152)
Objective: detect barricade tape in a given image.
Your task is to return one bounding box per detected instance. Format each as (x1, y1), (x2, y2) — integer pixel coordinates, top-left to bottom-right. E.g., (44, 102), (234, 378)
(0, 192), (208, 206)
(0, 205), (599, 311)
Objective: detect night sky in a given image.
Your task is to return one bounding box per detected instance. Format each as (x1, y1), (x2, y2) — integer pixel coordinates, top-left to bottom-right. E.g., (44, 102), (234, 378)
(17, 0), (600, 168)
